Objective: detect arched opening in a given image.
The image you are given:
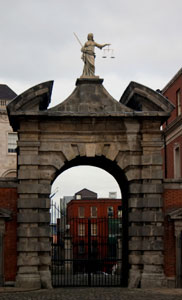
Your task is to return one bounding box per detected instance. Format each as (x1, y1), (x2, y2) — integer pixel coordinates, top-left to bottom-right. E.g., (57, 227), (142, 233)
(50, 155), (129, 287)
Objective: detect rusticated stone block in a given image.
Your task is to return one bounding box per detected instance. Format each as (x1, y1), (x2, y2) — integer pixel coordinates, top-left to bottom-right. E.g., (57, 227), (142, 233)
(17, 213), (50, 223)
(129, 197), (163, 208)
(17, 226), (51, 237)
(18, 155), (40, 165)
(129, 183), (163, 194)
(18, 141), (40, 147)
(18, 266), (39, 274)
(18, 183), (51, 194)
(85, 143), (96, 157)
(129, 240), (163, 251)
(129, 211), (163, 222)
(141, 154), (163, 166)
(125, 168), (141, 181)
(17, 241), (51, 252)
(17, 256), (40, 266)
(129, 254), (142, 264)
(143, 254), (163, 265)
(39, 256), (51, 265)
(141, 168), (163, 179)
(18, 198), (50, 209)
(129, 225), (164, 237)
(106, 144), (119, 161)
(18, 169), (55, 180)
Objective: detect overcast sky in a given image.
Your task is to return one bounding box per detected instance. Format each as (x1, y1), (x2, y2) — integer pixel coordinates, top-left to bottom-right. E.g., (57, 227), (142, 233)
(1, 0), (182, 201)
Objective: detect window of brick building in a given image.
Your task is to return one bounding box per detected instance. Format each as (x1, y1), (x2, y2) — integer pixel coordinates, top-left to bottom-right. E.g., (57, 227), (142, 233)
(78, 240), (85, 254)
(78, 223), (85, 236)
(8, 132), (18, 153)
(174, 145), (181, 178)
(118, 206), (122, 218)
(78, 206), (85, 218)
(91, 206), (97, 218)
(176, 89), (181, 116)
(91, 223), (97, 236)
(107, 206), (114, 217)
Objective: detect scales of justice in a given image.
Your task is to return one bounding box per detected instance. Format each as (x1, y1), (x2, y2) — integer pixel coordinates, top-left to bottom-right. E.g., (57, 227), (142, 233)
(74, 33), (115, 78)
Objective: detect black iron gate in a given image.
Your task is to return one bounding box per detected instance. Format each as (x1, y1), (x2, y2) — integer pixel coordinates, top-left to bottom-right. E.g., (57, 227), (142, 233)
(51, 215), (122, 287)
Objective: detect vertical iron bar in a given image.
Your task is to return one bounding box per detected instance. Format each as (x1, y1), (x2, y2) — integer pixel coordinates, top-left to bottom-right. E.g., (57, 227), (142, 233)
(88, 218), (91, 286)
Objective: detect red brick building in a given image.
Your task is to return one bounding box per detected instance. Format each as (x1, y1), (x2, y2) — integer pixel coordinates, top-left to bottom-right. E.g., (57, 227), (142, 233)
(162, 68), (182, 287)
(67, 189), (122, 274)
(0, 179), (17, 286)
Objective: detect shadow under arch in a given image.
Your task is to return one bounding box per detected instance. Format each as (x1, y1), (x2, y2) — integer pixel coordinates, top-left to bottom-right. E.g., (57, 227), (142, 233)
(53, 155), (129, 287)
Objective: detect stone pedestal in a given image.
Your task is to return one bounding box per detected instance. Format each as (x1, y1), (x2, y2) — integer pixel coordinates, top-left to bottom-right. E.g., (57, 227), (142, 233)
(141, 272), (167, 288)
(15, 273), (41, 289)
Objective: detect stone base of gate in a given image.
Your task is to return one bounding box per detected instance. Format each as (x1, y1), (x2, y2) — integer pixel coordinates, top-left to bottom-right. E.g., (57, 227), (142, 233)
(128, 270), (141, 288)
(15, 274), (41, 289)
(141, 272), (167, 288)
(40, 270), (52, 289)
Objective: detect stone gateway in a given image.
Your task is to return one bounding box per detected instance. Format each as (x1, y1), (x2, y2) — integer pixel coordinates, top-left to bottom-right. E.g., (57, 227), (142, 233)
(7, 77), (174, 289)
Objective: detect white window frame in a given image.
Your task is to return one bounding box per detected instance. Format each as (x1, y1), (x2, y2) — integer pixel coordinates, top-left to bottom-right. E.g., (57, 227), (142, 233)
(7, 132), (18, 154)
(78, 223), (85, 236)
(90, 206), (97, 218)
(78, 206), (85, 218)
(174, 145), (181, 178)
(176, 89), (181, 116)
(107, 206), (114, 217)
(91, 223), (97, 236)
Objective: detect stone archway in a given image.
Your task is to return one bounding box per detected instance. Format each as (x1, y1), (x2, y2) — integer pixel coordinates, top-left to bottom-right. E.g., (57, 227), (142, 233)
(7, 77), (174, 289)
(53, 155), (129, 287)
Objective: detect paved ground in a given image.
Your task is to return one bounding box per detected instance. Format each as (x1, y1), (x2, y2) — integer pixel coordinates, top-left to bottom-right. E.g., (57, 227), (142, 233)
(0, 288), (182, 300)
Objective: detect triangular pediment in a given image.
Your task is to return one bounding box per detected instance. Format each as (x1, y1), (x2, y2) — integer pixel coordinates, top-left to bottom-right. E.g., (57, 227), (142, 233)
(7, 81), (53, 113)
(49, 78), (133, 115)
(120, 81), (175, 113)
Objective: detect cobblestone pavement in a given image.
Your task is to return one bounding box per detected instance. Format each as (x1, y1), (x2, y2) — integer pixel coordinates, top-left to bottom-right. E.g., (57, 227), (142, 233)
(1, 288), (182, 300)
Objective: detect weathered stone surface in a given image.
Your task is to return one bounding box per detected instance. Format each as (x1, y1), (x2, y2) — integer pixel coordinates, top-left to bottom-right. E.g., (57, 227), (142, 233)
(128, 197), (163, 208)
(129, 183), (163, 194)
(129, 240), (163, 251)
(141, 154), (163, 165)
(17, 213), (50, 223)
(17, 241), (51, 252)
(18, 183), (51, 194)
(17, 226), (50, 237)
(18, 169), (55, 180)
(129, 211), (163, 222)
(85, 143), (96, 157)
(18, 198), (50, 209)
(18, 155), (40, 165)
(141, 273), (167, 288)
(17, 256), (40, 266)
(15, 273), (41, 289)
(129, 225), (163, 236)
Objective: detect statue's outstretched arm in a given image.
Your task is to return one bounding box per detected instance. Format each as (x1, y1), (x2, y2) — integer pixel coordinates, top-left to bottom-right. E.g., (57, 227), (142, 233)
(95, 42), (110, 49)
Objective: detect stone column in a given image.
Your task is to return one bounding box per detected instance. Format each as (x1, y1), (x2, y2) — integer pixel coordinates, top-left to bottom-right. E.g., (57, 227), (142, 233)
(140, 120), (166, 288)
(16, 120), (52, 289)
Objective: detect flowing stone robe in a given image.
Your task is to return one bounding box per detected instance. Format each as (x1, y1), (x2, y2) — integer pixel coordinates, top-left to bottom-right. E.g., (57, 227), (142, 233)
(81, 41), (103, 77)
